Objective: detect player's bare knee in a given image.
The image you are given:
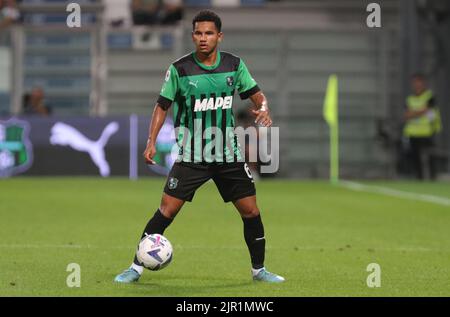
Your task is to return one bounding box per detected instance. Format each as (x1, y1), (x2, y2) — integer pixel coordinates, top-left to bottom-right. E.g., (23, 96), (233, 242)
(160, 195), (184, 218)
(159, 200), (178, 218)
(159, 206), (176, 219)
(241, 208), (260, 218)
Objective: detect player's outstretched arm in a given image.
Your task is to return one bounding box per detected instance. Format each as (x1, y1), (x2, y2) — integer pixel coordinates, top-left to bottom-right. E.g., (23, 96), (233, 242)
(144, 103), (168, 164)
(249, 92), (273, 127)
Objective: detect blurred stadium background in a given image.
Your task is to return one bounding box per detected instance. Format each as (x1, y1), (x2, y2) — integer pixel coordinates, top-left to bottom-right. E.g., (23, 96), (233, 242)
(0, 0), (448, 179)
(1, 0), (450, 297)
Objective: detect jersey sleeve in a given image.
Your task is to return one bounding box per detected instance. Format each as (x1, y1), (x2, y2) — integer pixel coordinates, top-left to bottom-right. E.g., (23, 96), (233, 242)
(236, 59), (260, 100)
(157, 64), (179, 110)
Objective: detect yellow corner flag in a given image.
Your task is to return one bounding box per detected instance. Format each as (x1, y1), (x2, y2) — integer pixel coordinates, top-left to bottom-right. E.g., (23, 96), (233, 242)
(323, 74), (338, 126)
(323, 74), (339, 184)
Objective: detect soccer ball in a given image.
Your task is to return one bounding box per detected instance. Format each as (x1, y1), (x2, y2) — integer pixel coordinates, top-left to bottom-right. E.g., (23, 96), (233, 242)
(136, 234), (173, 271)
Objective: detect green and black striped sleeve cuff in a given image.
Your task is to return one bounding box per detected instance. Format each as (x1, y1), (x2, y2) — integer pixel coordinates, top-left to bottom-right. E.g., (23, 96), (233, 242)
(239, 85), (261, 100)
(157, 95), (173, 110)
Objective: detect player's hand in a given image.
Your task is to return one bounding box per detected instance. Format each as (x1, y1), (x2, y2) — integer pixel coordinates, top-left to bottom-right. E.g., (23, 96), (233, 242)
(143, 141), (157, 165)
(251, 107), (273, 127)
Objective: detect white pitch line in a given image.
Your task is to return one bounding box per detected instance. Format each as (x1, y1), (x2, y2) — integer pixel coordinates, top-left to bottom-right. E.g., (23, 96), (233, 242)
(340, 181), (450, 207)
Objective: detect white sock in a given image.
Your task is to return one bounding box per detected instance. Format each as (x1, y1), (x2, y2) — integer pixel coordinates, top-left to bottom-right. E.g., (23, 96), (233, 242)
(130, 263), (144, 275)
(252, 267), (265, 276)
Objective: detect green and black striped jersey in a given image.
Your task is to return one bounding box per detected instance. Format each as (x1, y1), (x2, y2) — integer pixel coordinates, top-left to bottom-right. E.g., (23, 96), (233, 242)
(157, 51), (260, 164)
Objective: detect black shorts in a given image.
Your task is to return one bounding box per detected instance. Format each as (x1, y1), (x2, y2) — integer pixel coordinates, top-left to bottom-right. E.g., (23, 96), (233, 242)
(163, 162), (256, 202)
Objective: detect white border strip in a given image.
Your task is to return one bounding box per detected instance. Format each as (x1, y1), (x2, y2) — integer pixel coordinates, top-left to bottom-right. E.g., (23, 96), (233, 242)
(340, 181), (450, 207)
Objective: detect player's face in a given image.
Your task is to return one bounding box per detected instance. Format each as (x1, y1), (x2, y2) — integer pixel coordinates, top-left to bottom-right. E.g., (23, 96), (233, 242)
(192, 21), (223, 55)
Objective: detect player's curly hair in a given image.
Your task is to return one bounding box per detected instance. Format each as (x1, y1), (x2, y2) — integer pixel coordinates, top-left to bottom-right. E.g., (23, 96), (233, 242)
(192, 10), (222, 32)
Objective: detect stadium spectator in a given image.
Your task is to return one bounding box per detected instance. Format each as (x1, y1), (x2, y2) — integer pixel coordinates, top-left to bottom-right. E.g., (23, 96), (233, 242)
(23, 87), (52, 116)
(131, 0), (183, 26)
(160, 0), (183, 25)
(403, 74), (442, 180)
(131, 0), (160, 25)
(103, 0), (133, 28)
(0, 0), (20, 31)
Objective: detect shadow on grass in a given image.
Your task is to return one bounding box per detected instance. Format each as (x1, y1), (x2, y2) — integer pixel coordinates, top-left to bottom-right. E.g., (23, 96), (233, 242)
(111, 274), (256, 296)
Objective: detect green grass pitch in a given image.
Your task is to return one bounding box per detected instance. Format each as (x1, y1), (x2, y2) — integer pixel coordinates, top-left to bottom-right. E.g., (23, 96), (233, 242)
(1, 178), (450, 296)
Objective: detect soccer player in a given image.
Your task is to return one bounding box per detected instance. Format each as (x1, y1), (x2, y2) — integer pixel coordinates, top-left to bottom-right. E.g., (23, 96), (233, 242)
(115, 10), (284, 283)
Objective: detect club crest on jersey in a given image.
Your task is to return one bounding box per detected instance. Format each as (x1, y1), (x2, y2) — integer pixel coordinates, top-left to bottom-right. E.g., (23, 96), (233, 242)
(226, 76), (234, 87)
(194, 96), (233, 112)
(168, 177), (178, 189)
(165, 69), (171, 82)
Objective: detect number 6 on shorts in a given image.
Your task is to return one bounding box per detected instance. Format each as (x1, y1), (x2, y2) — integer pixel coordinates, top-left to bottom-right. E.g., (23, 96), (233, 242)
(244, 163), (253, 179)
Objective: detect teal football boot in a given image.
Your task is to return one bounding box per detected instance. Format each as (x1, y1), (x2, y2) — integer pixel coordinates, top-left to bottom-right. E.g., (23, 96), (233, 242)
(253, 268), (285, 283)
(114, 268), (141, 283)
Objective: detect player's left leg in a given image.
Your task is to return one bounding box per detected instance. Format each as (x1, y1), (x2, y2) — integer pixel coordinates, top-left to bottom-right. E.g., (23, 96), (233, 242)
(213, 162), (284, 283)
(233, 196), (285, 283)
(115, 162), (211, 283)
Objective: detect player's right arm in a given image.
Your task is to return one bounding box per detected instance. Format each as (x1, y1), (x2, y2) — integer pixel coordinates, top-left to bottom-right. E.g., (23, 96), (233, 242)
(143, 64), (179, 164)
(144, 104), (168, 164)
(235, 59), (272, 127)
